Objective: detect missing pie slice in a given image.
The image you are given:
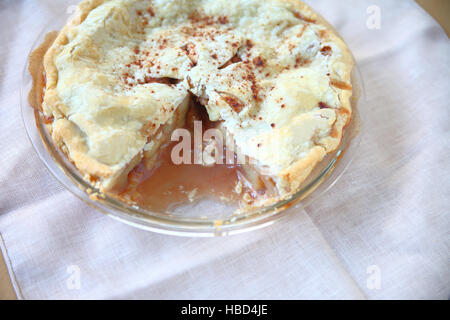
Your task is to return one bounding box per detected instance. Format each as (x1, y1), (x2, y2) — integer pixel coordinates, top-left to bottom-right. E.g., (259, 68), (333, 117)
(30, 0), (355, 212)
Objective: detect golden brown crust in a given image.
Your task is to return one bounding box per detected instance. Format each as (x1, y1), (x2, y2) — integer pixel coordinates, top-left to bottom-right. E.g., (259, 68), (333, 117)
(43, 0), (105, 118)
(52, 119), (114, 178)
(42, 1), (121, 187)
(261, 0), (354, 200)
(28, 31), (58, 111)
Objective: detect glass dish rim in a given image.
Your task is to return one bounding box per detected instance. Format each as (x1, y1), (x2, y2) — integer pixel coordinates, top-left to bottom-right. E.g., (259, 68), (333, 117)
(20, 10), (366, 237)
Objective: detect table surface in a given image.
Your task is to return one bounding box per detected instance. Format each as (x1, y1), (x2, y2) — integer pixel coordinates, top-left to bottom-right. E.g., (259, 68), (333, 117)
(1, 0), (448, 300)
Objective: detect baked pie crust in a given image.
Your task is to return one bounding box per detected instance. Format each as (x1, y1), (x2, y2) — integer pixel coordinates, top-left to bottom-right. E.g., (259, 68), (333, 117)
(31, 0), (355, 210)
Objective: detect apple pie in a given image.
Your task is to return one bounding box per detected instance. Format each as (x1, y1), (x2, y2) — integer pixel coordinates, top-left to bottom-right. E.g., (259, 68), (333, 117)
(29, 0), (355, 211)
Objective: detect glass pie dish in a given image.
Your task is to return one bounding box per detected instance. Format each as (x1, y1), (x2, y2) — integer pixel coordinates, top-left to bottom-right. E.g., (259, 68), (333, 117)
(20, 9), (365, 237)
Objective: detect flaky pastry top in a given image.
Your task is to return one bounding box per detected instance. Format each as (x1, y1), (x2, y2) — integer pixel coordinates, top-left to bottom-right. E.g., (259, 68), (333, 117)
(42, 0), (354, 194)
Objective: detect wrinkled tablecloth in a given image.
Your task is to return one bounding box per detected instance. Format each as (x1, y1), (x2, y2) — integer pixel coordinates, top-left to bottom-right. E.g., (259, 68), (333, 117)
(0, 0), (448, 299)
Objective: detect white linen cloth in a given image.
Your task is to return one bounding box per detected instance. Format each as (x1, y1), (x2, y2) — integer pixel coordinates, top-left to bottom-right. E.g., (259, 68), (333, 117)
(0, 0), (448, 299)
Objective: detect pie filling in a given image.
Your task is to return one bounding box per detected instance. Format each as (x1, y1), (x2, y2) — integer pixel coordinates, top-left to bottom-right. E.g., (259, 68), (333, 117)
(30, 0), (355, 213)
(119, 98), (246, 211)
(122, 97), (285, 211)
